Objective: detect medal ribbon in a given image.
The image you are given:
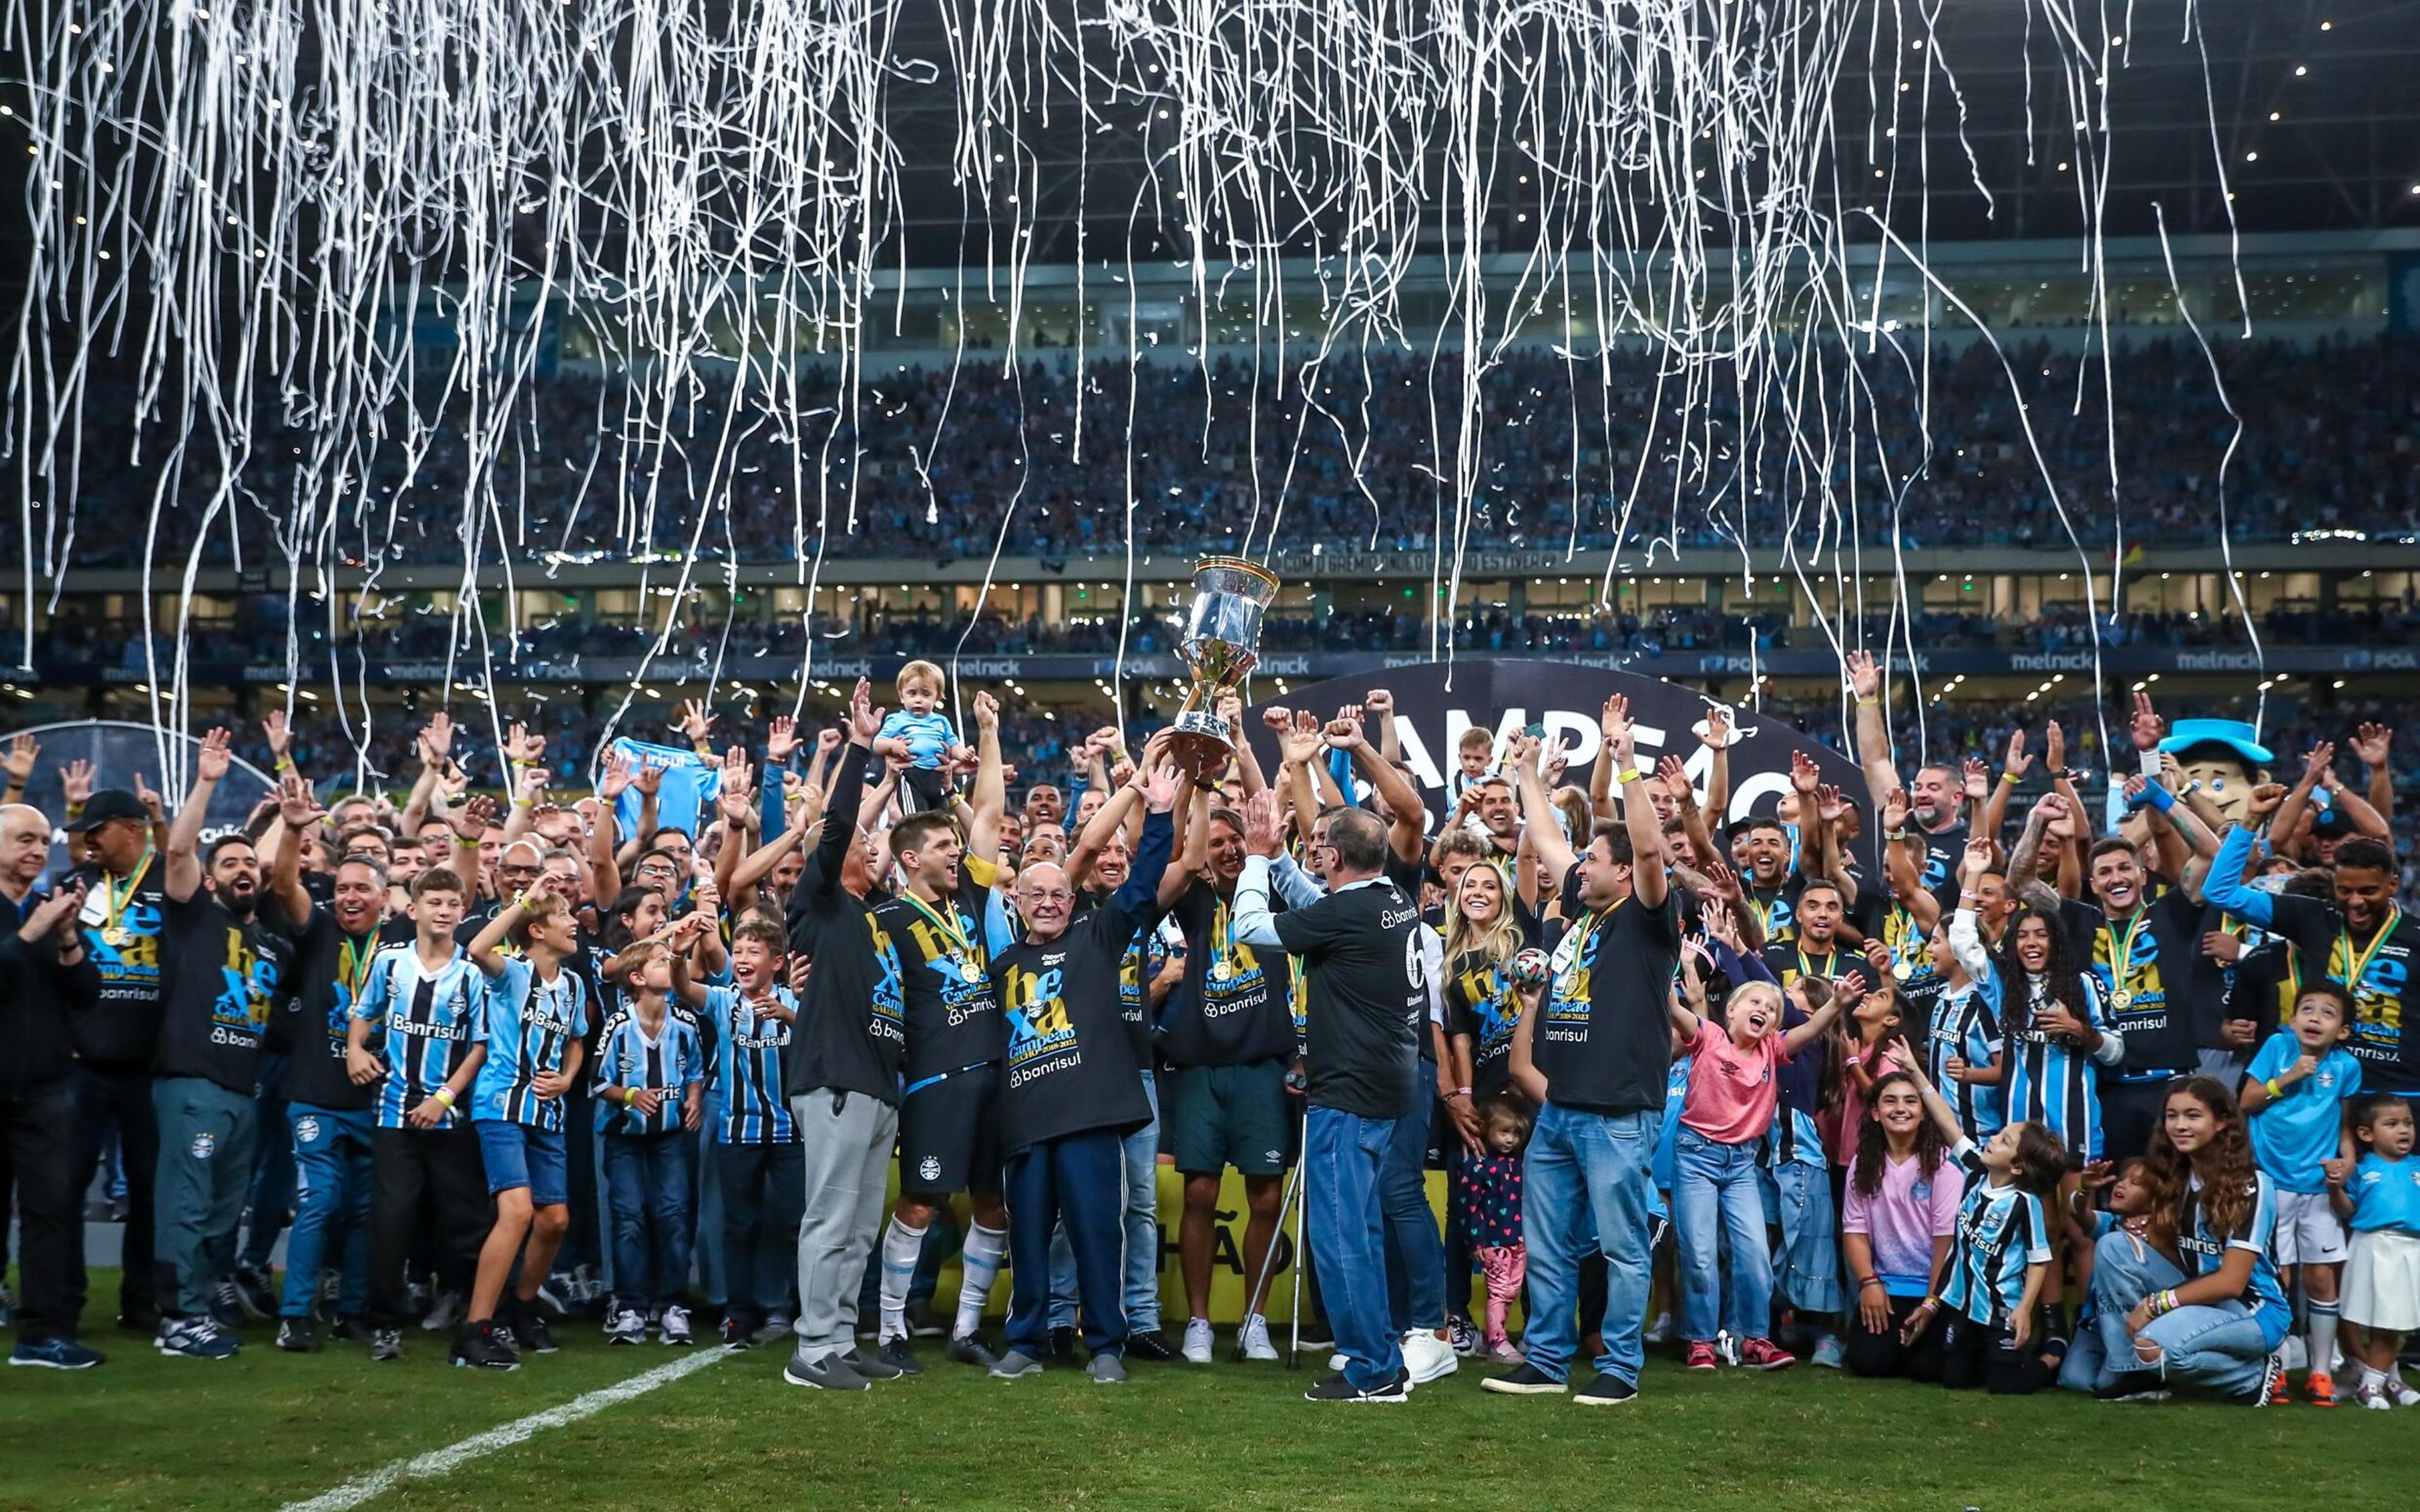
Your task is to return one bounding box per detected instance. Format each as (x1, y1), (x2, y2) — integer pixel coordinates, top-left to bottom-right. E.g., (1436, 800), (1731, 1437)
(2337, 906), (2403, 1001)
(901, 889), (977, 966)
(2107, 908), (2146, 995)
(105, 847), (154, 937)
(338, 933), (374, 1003)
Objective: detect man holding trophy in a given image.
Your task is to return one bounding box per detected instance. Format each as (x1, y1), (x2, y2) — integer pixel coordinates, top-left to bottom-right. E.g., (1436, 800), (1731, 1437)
(1150, 559), (1308, 1367)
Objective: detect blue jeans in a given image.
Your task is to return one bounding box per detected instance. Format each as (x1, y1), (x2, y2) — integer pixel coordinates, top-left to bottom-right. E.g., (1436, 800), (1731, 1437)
(604, 1133), (696, 1311)
(281, 1104), (374, 1320)
(1050, 1070), (1162, 1334)
(151, 1077), (258, 1318)
(237, 1053), (293, 1273)
(1007, 1129), (1130, 1356)
(1381, 1060), (1446, 1335)
(2061, 1227), (2186, 1394)
(1522, 1102), (1654, 1387)
(1760, 1159), (1845, 1314)
(1305, 1106), (1402, 1390)
(1673, 1128), (1772, 1344)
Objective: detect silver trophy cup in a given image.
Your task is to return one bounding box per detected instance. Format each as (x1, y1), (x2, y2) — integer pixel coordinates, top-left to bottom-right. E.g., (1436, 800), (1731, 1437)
(1165, 556), (1281, 781)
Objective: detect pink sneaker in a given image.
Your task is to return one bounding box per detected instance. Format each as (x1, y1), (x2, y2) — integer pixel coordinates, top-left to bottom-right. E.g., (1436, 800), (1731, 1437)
(1685, 1341), (1719, 1370)
(1738, 1337), (1797, 1371)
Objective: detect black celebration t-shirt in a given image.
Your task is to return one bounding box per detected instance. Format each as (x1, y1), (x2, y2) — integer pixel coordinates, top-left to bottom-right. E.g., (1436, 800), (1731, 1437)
(784, 745), (908, 1104)
(279, 905), (381, 1111)
(1163, 878), (1297, 1068)
(1534, 881), (1683, 1116)
(152, 890), (299, 1096)
(1272, 876), (1426, 1120)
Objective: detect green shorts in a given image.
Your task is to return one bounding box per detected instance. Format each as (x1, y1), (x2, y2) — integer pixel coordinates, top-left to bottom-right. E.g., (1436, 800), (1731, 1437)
(1167, 1059), (1294, 1177)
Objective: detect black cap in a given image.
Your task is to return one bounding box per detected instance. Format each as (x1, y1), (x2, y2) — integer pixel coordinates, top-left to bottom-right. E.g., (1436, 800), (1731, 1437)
(65, 789), (151, 832)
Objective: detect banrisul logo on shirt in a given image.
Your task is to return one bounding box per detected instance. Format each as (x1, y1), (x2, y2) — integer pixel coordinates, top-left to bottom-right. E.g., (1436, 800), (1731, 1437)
(1002, 953), (1079, 1082)
(209, 932), (282, 1050)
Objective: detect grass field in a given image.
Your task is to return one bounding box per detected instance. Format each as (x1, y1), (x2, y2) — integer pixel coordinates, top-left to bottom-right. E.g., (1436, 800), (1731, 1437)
(4, 1274), (2411, 1511)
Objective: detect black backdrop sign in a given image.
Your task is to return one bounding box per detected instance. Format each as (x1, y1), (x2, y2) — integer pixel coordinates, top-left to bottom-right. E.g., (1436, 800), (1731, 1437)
(1240, 658), (1877, 873)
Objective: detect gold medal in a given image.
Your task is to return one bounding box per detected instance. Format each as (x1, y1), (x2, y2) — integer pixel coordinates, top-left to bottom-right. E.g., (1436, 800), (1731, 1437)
(959, 957), (982, 984)
(1892, 958), (1912, 982)
(2110, 988), (2133, 1011)
(1211, 959), (1233, 983)
(101, 925), (129, 948)
(98, 849), (153, 953)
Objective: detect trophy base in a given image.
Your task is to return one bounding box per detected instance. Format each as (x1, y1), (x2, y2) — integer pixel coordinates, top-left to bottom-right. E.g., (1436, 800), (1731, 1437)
(1165, 709), (1235, 783)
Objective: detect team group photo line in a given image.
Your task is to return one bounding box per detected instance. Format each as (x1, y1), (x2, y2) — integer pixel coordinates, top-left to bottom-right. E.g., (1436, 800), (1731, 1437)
(4, 626), (2417, 1412)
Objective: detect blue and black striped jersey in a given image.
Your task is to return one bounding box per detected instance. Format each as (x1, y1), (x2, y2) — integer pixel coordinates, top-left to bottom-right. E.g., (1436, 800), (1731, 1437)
(472, 958), (591, 1132)
(1989, 968), (2115, 1160)
(706, 983), (797, 1144)
(593, 1004), (706, 1137)
(1937, 1140), (2052, 1329)
(1925, 983), (2004, 1140)
(2179, 1171), (2292, 1344)
(350, 944), (484, 1130)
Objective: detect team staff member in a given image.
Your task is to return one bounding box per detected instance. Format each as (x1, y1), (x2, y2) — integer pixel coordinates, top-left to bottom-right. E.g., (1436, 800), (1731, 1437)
(66, 784), (170, 1335)
(149, 738), (302, 1360)
(783, 681), (909, 1394)
(1233, 796), (1427, 1404)
(1487, 698), (1678, 1406)
(986, 759), (1180, 1382)
(268, 845), (389, 1352)
(870, 690), (1015, 1373)
(2204, 818), (2420, 1097)
(1, 803), (103, 1369)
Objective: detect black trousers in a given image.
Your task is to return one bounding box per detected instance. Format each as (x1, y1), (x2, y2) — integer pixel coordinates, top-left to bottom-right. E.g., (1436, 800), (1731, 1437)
(1845, 1293), (1949, 1381)
(368, 1125), (492, 1328)
(69, 1063), (157, 1321)
(2099, 1079), (2175, 1166)
(3, 1080), (83, 1343)
(1940, 1312), (2053, 1394)
(715, 1141), (804, 1324)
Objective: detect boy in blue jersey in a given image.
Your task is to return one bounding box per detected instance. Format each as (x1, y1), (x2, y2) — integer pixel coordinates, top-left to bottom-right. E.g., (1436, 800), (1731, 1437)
(463, 889), (591, 1369)
(2240, 982), (2363, 1405)
(347, 868), (490, 1363)
(674, 914), (804, 1348)
(595, 939), (706, 1345)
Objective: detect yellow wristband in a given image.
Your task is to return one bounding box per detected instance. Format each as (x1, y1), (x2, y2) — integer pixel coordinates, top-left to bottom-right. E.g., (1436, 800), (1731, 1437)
(433, 1087), (456, 1109)
(1615, 768), (1641, 785)
(2264, 1078), (2284, 1099)
(2000, 771), (2020, 784)
(1856, 697), (1879, 708)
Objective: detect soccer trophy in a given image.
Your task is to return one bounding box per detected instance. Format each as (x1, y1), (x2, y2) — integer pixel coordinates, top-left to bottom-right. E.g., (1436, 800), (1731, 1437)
(1165, 556), (1281, 781)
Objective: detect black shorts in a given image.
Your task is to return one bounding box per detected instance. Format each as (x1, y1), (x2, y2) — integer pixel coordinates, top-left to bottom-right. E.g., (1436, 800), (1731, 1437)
(897, 1067), (1004, 1200)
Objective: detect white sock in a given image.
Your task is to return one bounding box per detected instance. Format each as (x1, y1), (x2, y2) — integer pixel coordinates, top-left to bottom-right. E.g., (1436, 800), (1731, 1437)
(955, 1223), (1007, 1339)
(2308, 1300), (2339, 1375)
(879, 1218), (925, 1343)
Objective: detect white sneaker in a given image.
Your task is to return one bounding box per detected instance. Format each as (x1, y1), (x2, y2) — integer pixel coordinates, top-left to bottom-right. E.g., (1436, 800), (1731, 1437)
(1644, 1309), (1673, 1345)
(2279, 1336), (2308, 1373)
(422, 1290), (464, 1332)
(659, 1304), (693, 1347)
(606, 1307), (647, 1346)
(2388, 1371), (2420, 1407)
(1240, 1314), (1279, 1363)
(1402, 1329), (1459, 1385)
(1328, 1351), (1349, 1372)
(1181, 1317), (1215, 1365)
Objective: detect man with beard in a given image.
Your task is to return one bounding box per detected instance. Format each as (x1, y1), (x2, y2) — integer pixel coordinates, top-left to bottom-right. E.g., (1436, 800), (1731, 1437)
(986, 759), (1180, 1381)
(1848, 650), (1969, 915)
(151, 731), (301, 1360)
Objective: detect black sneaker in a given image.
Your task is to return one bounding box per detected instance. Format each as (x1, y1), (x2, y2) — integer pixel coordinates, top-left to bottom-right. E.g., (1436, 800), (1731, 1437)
(872, 1336), (923, 1377)
(330, 1317), (375, 1344)
(1575, 1372), (1639, 1406)
(1303, 1369), (1409, 1403)
(722, 1314), (753, 1349)
(2232, 1354), (2287, 1408)
(946, 1333), (998, 1369)
(513, 1302), (559, 1356)
(275, 1317), (321, 1353)
(1481, 1363), (1570, 1395)
(1049, 1326), (1080, 1362)
(369, 1327), (404, 1362)
(782, 1349), (870, 1391)
(902, 1300), (949, 1339)
(1126, 1329), (1178, 1362)
(452, 1322), (521, 1371)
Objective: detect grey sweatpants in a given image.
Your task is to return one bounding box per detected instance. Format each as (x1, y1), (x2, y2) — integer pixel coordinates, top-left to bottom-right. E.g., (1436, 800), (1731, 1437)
(152, 1076), (258, 1318)
(790, 1087), (899, 1361)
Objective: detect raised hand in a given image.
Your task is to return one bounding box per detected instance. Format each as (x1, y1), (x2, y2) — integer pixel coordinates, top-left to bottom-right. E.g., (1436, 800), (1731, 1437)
(2245, 782), (2287, 820)
(504, 721), (546, 767)
(447, 793), (501, 840)
(599, 748), (635, 802)
(60, 758), (95, 808)
(1845, 649), (1881, 703)
(1818, 784), (1847, 825)
(1241, 789), (1286, 858)
(2043, 719), (2069, 779)
(1363, 689), (1394, 719)
(1323, 704), (1368, 752)
(1279, 709), (1323, 767)
(1960, 757), (1989, 803)
(259, 709), (293, 765)
(2300, 742), (2336, 788)
(194, 727), (233, 782)
(1880, 786), (1909, 833)
(680, 698), (715, 747)
(133, 772), (164, 823)
(1541, 738), (1570, 786)
(1700, 704), (1733, 748)
(418, 711), (456, 769)
(277, 772), (326, 829)
(2129, 690), (2162, 753)
(848, 678), (884, 743)
(631, 760), (666, 798)
(1601, 694), (1635, 767)
(1260, 706), (1293, 733)
(765, 714), (799, 767)
(1792, 748), (1822, 796)
(972, 689), (1000, 735)
(1, 732), (38, 787)
(516, 764), (549, 808)
(1656, 753), (1695, 808)
(1958, 835), (1994, 885)
(1140, 759), (1182, 813)
(2002, 729), (2031, 783)
(815, 727), (843, 755)
(2351, 721), (2394, 769)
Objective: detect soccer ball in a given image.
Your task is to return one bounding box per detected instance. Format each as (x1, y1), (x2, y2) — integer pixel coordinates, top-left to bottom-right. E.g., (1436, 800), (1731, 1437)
(1509, 948), (1551, 990)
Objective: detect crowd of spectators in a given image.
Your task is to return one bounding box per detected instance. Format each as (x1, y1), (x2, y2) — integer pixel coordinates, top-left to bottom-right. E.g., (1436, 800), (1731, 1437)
(28, 332), (2420, 570)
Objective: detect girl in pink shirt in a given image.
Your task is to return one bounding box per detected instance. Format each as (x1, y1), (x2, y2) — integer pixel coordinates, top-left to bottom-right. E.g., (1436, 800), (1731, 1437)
(1841, 1068), (1962, 1378)
(1669, 962), (1844, 1371)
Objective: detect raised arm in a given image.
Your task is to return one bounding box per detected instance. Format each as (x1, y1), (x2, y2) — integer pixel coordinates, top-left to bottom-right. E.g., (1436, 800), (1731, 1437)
(2002, 794), (2064, 915)
(1946, 838), (1998, 982)
(272, 772), (323, 931)
(1700, 704), (1733, 825)
(165, 728), (233, 903)
(1846, 650), (1899, 810)
(1366, 689), (1402, 767)
(965, 690), (1005, 866)
(2269, 742), (2332, 863)
(2353, 721), (2395, 826)
(1224, 696), (1268, 799)
(1334, 707), (1425, 866)
(1512, 734), (1576, 886)
(1603, 695), (1664, 910)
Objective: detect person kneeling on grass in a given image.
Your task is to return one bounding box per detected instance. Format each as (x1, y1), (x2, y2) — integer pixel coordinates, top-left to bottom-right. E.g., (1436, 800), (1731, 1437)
(460, 889), (592, 1370)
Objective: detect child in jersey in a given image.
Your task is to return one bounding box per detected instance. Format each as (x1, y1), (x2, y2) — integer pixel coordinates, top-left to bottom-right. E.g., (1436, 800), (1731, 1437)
(464, 888), (592, 1367)
(2240, 982), (2364, 1406)
(1668, 968), (1844, 1373)
(1923, 918), (2004, 1142)
(1763, 974), (1847, 1366)
(595, 937), (706, 1345)
(347, 867), (490, 1364)
(877, 660), (972, 813)
(2059, 1157), (2175, 1395)
(672, 914), (803, 1348)
(2332, 1092), (2420, 1409)
(2119, 1077), (2293, 1405)
(1889, 1052), (2067, 1394)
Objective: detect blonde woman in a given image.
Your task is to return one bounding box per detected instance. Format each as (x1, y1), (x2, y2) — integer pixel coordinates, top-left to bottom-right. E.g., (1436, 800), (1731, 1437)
(1441, 861), (1541, 1358)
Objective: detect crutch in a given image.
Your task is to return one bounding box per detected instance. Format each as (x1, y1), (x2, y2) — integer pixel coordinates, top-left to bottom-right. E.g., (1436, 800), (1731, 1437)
(1285, 1104), (1310, 1370)
(1230, 1138), (1306, 1365)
